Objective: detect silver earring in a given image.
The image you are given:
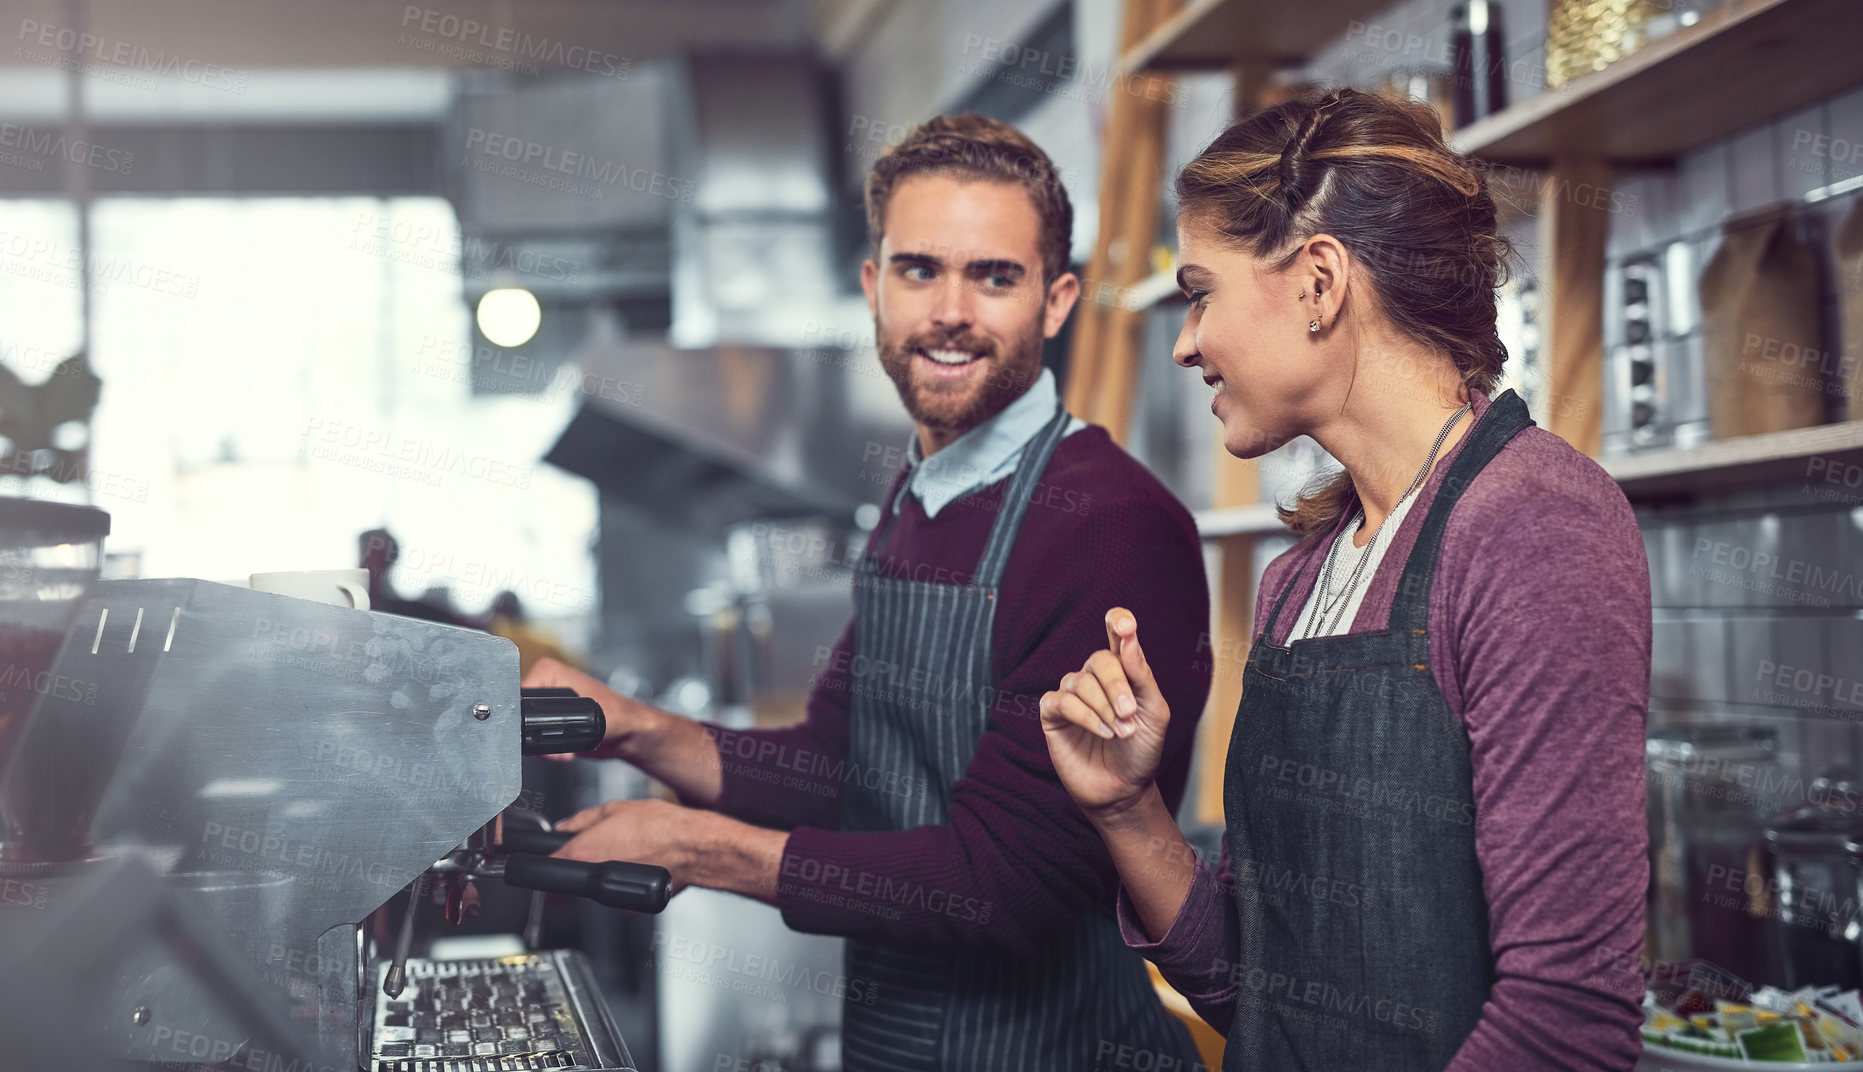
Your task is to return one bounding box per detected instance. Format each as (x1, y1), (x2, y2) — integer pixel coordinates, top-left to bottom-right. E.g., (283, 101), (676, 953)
(1309, 319), (1320, 332)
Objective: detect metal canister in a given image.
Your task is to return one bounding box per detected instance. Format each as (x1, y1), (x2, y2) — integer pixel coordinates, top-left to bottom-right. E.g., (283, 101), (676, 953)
(1764, 775), (1863, 991)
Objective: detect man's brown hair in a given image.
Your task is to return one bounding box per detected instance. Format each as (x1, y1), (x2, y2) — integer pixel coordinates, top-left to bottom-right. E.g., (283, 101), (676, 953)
(864, 113), (1074, 285)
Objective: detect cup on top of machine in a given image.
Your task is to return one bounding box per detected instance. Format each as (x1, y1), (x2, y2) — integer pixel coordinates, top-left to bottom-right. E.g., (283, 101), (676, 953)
(248, 569), (370, 610)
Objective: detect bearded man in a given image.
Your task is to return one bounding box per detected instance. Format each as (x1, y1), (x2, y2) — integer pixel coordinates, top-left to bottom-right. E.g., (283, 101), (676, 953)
(526, 114), (1211, 1071)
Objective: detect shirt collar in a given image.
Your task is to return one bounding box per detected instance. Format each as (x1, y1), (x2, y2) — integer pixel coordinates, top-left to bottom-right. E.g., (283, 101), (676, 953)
(898, 367), (1063, 519)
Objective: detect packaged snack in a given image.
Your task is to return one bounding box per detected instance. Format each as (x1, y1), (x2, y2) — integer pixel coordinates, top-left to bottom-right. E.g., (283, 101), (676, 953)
(1738, 1021), (1811, 1062)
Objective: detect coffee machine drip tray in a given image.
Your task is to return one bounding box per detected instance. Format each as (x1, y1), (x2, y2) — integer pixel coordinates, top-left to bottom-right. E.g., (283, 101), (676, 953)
(370, 950), (636, 1072)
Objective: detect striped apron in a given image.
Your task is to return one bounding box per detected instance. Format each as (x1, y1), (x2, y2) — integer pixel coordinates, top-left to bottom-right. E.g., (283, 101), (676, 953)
(839, 403), (1197, 1072)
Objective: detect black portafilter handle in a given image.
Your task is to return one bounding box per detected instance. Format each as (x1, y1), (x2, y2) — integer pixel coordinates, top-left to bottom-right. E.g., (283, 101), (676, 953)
(498, 826), (573, 856)
(503, 853), (671, 914)
(518, 688), (605, 756)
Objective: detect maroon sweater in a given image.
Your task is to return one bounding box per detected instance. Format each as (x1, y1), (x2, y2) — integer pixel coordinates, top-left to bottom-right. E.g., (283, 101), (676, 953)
(704, 425), (1212, 954)
(1120, 388), (1652, 1071)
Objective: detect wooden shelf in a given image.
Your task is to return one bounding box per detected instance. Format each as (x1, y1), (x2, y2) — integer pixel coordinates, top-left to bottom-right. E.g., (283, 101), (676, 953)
(1191, 422), (1863, 525)
(1194, 502), (1286, 538)
(1119, 0), (1394, 74)
(1451, 0), (1863, 167)
(1603, 420), (1863, 500)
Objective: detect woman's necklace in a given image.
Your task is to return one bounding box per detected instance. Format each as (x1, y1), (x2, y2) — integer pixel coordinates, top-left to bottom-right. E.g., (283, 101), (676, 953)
(1301, 402), (1471, 640)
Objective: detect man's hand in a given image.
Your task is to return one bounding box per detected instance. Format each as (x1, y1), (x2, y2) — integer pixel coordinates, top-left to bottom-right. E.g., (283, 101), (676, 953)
(522, 657), (659, 764)
(1039, 608), (1172, 823)
(553, 798), (784, 903)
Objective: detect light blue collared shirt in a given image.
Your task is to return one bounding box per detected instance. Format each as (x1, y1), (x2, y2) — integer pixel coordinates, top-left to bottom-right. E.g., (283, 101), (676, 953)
(895, 368), (1085, 519)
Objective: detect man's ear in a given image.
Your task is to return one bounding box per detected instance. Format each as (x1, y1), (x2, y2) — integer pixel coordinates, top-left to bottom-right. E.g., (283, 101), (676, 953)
(860, 258), (879, 318)
(1042, 271), (1081, 340)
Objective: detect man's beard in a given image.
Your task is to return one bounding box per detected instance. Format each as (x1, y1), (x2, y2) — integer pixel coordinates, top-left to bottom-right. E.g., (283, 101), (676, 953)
(873, 318), (1046, 438)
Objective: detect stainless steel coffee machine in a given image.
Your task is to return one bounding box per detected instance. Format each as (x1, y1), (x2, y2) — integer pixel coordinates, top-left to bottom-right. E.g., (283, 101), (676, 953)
(0, 521), (668, 1072)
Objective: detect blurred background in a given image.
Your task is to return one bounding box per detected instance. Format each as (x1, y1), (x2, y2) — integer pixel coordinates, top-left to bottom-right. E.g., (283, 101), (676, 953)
(1, 0), (1860, 1068)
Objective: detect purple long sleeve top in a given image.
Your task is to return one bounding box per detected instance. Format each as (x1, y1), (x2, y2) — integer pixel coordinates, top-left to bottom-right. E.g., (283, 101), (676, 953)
(703, 424), (1213, 956)
(1119, 388), (1653, 1071)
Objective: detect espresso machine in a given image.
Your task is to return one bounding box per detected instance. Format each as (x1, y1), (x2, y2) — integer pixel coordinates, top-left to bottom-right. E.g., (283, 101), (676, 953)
(0, 498), (669, 1072)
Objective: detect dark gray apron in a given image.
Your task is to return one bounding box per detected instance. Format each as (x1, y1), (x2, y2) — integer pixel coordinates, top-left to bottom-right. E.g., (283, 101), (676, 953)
(840, 403), (1196, 1072)
(1222, 389), (1534, 1071)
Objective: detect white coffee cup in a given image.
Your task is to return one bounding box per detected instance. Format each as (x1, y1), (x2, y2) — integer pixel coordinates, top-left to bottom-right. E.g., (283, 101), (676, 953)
(249, 569), (371, 610)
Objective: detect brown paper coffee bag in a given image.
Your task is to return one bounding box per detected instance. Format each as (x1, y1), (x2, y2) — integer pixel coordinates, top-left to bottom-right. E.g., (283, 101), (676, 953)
(1700, 211), (1826, 438)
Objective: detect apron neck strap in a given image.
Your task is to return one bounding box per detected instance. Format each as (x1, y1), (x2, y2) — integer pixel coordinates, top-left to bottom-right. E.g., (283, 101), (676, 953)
(973, 401), (1074, 589)
(1258, 390), (1534, 642)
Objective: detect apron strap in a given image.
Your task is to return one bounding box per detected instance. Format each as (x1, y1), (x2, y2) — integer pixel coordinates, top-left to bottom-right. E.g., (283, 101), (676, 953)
(1386, 389), (1534, 633)
(973, 401), (1074, 589)
(1258, 390), (1535, 642)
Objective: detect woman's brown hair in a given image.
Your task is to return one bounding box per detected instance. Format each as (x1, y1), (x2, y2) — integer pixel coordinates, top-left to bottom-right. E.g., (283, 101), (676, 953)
(1175, 86), (1515, 536)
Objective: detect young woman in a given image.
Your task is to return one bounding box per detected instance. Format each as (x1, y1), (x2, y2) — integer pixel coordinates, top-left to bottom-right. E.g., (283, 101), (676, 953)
(1040, 88), (1650, 1072)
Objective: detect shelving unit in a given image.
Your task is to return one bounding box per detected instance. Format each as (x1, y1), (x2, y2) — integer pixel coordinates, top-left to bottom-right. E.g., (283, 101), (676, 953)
(1188, 421), (1863, 537)
(1192, 502), (1285, 538)
(1119, 0), (1393, 74)
(1091, 0), (1863, 863)
(1122, 269), (1184, 311)
(1451, 0), (1863, 167)
(1606, 419), (1863, 500)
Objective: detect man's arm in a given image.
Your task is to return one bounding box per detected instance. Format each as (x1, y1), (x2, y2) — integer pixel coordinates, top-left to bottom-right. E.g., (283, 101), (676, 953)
(558, 499), (1210, 951)
(527, 622), (856, 831)
(771, 499), (1212, 952)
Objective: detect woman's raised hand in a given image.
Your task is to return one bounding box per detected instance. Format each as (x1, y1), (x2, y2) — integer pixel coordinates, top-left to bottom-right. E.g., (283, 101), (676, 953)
(1040, 608), (1172, 819)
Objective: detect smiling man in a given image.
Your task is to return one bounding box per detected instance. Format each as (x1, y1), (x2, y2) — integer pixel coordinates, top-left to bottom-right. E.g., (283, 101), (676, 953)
(525, 114), (1212, 1071)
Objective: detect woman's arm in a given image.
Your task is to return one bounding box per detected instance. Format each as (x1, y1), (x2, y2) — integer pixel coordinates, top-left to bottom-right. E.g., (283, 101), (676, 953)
(1041, 610), (1195, 924)
(1042, 610), (1243, 1032)
(1439, 486), (1651, 1072)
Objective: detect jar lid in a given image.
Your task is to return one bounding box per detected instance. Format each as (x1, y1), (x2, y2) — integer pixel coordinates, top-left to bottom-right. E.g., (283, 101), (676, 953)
(0, 496), (110, 542)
